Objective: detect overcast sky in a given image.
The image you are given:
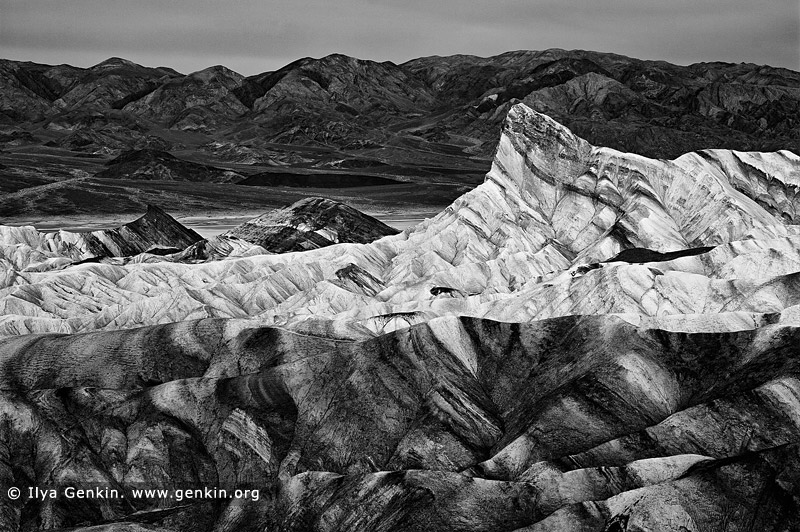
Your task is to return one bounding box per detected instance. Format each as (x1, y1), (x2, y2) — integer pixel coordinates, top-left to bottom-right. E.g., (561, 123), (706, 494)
(1, 0), (798, 75)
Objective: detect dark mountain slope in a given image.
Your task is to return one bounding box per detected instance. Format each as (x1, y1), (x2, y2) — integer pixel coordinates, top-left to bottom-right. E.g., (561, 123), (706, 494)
(122, 65), (250, 131)
(235, 54), (439, 147)
(3, 49), (799, 158)
(57, 57), (180, 111)
(95, 149), (243, 182)
(0, 315), (798, 530)
(403, 49), (800, 157)
(0, 57), (180, 122)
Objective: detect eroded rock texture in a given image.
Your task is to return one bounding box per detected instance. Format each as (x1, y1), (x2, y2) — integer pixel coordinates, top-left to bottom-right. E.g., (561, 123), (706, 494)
(0, 205), (201, 270)
(2, 105), (800, 530)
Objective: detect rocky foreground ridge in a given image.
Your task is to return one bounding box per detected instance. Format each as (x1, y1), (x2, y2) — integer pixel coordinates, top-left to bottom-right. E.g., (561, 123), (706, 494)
(1, 105), (800, 530)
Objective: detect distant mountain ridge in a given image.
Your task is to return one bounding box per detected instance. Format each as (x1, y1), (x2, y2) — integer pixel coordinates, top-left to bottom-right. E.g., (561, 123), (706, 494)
(1, 49), (798, 161)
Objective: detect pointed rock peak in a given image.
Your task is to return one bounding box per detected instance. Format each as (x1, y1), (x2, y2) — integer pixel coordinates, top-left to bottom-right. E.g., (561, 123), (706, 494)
(142, 203), (171, 218)
(275, 198), (396, 231)
(503, 102), (588, 154)
(115, 205), (202, 251)
(487, 103), (592, 195)
(57, 205), (202, 260)
(122, 204), (202, 244)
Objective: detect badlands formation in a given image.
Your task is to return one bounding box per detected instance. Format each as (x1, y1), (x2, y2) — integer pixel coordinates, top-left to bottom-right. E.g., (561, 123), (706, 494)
(1, 104), (800, 530)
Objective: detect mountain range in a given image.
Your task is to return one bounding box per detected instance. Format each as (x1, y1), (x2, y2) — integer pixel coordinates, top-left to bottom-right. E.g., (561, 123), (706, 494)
(1, 50), (799, 218)
(1, 102), (799, 530)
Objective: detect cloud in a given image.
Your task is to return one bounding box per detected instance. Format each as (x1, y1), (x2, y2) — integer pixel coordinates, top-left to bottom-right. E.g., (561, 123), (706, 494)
(0, 0), (796, 74)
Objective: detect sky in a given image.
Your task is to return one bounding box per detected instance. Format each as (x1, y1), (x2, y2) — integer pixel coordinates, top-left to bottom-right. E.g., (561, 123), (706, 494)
(1, 0), (798, 75)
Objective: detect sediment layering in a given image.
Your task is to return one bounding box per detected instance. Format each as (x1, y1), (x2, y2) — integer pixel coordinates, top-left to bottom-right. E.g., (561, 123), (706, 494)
(1, 105), (800, 530)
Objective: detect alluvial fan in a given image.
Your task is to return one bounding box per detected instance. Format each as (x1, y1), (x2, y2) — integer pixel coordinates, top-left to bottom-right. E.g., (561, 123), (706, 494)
(1, 103), (800, 531)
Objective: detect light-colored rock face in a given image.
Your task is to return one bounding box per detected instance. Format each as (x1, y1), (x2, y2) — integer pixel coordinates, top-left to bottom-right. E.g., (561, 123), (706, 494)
(2, 104), (800, 335)
(2, 104), (800, 530)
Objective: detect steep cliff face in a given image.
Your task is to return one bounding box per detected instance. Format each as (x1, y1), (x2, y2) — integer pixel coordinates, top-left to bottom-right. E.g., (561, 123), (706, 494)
(2, 105), (800, 530)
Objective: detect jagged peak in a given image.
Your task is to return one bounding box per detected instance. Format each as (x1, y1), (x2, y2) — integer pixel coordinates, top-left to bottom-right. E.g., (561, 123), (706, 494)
(487, 103), (592, 194)
(503, 102), (580, 140)
(469, 102), (800, 264)
(111, 204), (200, 237)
